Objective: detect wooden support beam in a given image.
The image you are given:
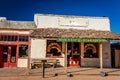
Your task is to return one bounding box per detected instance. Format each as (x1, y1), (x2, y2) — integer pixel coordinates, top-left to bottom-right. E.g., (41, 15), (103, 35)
(81, 43), (84, 59)
(64, 42), (67, 73)
(100, 43), (103, 72)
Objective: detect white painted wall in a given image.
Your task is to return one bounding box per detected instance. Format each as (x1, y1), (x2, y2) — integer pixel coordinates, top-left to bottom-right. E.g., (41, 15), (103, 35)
(0, 30), (30, 34)
(34, 14), (110, 31)
(59, 49), (66, 66)
(30, 39), (46, 58)
(18, 59), (28, 67)
(56, 58), (65, 66)
(30, 39), (65, 66)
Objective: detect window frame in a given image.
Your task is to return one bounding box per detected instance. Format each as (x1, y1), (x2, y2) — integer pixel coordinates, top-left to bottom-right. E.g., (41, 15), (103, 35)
(84, 43), (99, 58)
(19, 36), (28, 42)
(46, 40), (63, 58)
(0, 33), (29, 42)
(18, 44), (28, 58)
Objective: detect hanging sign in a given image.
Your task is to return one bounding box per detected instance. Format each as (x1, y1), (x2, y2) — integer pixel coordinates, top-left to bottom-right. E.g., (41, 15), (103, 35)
(57, 38), (108, 42)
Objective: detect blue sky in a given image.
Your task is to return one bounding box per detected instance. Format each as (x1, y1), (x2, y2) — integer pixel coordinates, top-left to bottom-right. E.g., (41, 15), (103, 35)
(0, 0), (120, 33)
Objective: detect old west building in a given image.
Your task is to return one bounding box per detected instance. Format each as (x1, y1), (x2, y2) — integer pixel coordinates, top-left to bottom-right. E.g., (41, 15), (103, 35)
(30, 14), (120, 68)
(0, 14), (120, 68)
(0, 17), (36, 68)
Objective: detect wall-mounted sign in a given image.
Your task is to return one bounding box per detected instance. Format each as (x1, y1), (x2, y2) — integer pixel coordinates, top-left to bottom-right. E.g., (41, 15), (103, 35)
(58, 17), (89, 27)
(57, 38), (108, 42)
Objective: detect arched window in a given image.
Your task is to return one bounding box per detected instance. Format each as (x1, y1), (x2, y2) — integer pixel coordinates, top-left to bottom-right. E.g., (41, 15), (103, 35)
(84, 43), (98, 58)
(46, 40), (62, 57)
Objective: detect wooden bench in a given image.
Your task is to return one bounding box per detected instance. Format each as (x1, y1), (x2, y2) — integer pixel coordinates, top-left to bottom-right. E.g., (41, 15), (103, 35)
(30, 58), (59, 69)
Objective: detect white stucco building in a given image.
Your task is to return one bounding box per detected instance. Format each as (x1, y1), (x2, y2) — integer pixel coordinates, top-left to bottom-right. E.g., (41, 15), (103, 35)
(30, 14), (120, 68)
(0, 14), (120, 68)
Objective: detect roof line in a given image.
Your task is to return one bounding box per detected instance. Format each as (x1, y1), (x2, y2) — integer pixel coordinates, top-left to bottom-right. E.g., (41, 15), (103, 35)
(35, 13), (109, 19)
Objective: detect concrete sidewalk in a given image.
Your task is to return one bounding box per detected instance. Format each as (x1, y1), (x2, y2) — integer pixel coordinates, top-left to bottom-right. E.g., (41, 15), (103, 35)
(0, 67), (120, 77)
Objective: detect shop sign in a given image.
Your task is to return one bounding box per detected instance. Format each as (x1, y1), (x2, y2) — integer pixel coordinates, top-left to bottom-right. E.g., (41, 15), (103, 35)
(57, 38), (108, 42)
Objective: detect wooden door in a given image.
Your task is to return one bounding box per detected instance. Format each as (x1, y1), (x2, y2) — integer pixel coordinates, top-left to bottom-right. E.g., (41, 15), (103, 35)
(0, 46), (17, 67)
(9, 46), (17, 67)
(1, 46), (9, 67)
(115, 50), (120, 68)
(67, 42), (81, 67)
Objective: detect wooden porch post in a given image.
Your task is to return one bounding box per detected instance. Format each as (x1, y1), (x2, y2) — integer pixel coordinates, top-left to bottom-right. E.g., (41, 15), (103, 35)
(64, 42), (67, 73)
(100, 43), (103, 72)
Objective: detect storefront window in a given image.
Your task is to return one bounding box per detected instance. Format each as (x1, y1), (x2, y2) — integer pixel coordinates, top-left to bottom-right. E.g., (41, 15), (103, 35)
(84, 43), (98, 58)
(19, 45), (28, 58)
(10, 46), (16, 63)
(0, 35), (18, 41)
(2, 46), (8, 62)
(19, 36), (28, 41)
(0, 34), (28, 42)
(46, 40), (62, 57)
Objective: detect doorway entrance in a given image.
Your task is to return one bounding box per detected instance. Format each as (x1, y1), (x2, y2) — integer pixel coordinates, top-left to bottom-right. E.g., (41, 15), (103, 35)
(67, 42), (81, 67)
(115, 50), (120, 68)
(0, 45), (17, 67)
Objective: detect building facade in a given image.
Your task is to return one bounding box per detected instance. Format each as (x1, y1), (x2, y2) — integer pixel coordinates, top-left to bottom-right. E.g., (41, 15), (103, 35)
(0, 14), (120, 68)
(0, 17), (36, 68)
(30, 14), (120, 68)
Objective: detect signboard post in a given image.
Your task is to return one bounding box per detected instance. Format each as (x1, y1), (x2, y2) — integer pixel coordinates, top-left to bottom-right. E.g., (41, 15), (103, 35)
(41, 60), (47, 78)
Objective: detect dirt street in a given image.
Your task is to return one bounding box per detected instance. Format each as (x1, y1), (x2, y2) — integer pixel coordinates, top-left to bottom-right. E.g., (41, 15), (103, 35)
(0, 75), (120, 80)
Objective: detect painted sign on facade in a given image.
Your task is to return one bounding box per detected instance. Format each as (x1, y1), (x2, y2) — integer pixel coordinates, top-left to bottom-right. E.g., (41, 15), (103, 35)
(57, 38), (108, 42)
